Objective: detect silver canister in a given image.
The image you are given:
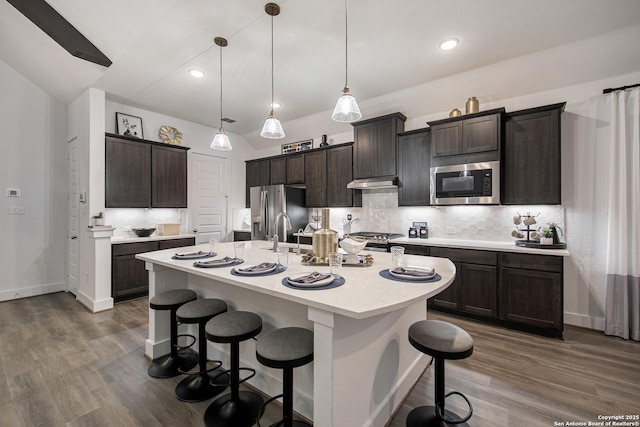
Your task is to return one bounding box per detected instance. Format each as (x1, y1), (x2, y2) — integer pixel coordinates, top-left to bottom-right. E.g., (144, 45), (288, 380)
(312, 208), (338, 262)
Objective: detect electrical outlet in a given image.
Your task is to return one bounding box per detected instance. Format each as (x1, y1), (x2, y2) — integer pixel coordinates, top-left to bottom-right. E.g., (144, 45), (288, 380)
(8, 206), (25, 215)
(445, 226), (457, 235)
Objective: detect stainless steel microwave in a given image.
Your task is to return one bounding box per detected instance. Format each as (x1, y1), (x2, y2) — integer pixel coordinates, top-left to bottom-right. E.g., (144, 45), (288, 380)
(430, 161), (500, 205)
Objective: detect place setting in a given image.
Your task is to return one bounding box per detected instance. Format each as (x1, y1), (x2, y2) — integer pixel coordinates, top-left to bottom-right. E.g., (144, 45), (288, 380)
(172, 250), (215, 260)
(193, 241), (245, 268)
(379, 246), (441, 283)
(282, 252), (345, 290)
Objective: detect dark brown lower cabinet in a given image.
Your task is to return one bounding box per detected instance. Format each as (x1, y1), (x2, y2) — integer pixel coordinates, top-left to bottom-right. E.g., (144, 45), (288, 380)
(499, 253), (563, 338)
(425, 247), (563, 338)
(112, 238), (195, 302)
(429, 247), (498, 319)
(233, 231), (251, 241)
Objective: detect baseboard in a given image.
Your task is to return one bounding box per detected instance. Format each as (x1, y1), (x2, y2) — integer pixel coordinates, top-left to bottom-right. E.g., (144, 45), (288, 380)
(564, 311), (605, 331)
(75, 290), (114, 313)
(0, 281), (66, 302)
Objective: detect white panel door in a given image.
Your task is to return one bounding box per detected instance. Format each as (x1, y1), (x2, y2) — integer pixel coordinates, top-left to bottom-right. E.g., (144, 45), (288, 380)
(67, 137), (79, 295)
(190, 153), (228, 244)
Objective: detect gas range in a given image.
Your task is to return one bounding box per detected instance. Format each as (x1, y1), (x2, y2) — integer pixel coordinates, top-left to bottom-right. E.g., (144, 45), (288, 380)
(347, 232), (404, 251)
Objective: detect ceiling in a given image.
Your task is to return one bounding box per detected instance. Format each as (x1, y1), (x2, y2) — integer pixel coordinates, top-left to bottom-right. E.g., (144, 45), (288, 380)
(2, 0), (640, 148)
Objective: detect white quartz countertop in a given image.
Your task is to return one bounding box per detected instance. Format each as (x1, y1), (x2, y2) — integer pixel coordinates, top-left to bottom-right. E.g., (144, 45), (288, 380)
(389, 237), (570, 256)
(111, 234), (196, 245)
(136, 240), (455, 319)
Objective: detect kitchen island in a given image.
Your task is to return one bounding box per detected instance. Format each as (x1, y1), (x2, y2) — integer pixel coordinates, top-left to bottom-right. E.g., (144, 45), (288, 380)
(137, 241), (455, 427)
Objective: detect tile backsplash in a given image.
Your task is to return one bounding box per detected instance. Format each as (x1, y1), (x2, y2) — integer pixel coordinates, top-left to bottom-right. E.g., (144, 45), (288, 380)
(320, 189), (565, 242)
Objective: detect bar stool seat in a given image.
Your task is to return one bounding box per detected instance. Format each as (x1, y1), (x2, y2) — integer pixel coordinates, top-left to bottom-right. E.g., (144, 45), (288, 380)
(175, 298), (229, 402)
(148, 289), (198, 378)
(407, 319), (474, 427)
(256, 327), (313, 427)
(204, 311), (264, 427)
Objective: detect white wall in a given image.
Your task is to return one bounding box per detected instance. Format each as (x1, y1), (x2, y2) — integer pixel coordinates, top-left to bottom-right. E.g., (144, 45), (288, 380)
(0, 58), (67, 301)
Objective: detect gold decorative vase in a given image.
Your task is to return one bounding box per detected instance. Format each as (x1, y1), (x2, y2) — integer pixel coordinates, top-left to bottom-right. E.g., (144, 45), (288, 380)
(465, 96), (479, 114)
(312, 208), (338, 262)
(449, 108), (462, 117)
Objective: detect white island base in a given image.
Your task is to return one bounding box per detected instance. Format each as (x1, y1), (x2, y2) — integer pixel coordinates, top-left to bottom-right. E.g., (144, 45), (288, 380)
(138, 241), (455, 427)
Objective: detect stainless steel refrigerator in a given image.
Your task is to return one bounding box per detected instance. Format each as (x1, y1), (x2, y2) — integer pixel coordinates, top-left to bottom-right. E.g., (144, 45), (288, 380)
(250, 185), (307, 243)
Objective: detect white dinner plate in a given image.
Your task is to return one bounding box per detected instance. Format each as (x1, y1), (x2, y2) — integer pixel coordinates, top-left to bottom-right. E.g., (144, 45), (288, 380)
(388, 266), (436, 281)
(194, 257), (237, 267)
(236, 263), (277, 275)
(287, 273), (334, 288)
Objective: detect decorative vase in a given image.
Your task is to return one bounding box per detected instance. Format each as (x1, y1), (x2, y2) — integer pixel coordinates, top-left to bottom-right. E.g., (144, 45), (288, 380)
(449, 108), (462, 118)
(465, 96), (479, 114)
(312, 208), (338, 262)
(95, 218), (105, 226)
(540, 237), (553, 245)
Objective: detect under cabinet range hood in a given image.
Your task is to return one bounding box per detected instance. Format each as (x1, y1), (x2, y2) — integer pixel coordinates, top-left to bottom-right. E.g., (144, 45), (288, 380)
(347, 176), (398, 190)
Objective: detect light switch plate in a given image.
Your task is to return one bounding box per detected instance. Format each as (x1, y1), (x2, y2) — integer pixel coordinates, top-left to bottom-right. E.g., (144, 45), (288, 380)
(6, 188), (20, 197)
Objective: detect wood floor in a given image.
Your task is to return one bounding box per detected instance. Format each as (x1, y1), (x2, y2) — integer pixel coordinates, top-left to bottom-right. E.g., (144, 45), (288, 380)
(0, 292), (638, 426)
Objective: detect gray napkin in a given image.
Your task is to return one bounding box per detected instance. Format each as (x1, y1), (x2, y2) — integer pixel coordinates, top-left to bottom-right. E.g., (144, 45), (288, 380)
(175, 250), (207, 258)
(197, 256), (235, 265)
(391, 266), (435, 277)
(289, 271), (332, 284)
(239, 262), (276, 272)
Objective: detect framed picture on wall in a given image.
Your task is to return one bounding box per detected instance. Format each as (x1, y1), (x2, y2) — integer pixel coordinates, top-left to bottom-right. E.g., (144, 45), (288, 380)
(116, 112), (144, 138)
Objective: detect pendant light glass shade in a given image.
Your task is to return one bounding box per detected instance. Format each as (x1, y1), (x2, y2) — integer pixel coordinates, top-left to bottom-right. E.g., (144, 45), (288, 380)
(332, 85), (361, 122)
(262, 3), (285, 139)
(261, 110), (285, 139)
(332, 0), (361, 123)
(211, 37), (232, 150)
(210, 127), (232, 150)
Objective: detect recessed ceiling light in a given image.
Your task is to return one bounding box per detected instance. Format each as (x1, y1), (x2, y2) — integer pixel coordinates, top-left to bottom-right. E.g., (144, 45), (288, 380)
(271, 102), (281, 109)
(439, 38), (459, 50)
(188, 69), (205, 78)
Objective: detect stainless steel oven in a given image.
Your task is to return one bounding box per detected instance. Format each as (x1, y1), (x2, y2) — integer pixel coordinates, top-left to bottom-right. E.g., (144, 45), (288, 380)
(430, 161), (500, 205)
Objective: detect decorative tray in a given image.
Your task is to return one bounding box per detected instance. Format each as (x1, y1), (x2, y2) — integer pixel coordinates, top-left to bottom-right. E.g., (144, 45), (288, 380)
(515, 241), (567, 249)
(301, 253), (373, 267)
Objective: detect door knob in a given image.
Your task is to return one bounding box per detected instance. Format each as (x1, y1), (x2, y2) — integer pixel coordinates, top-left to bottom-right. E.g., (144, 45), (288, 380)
(71, 236), (77, 240)
(193, 229), (198, 233)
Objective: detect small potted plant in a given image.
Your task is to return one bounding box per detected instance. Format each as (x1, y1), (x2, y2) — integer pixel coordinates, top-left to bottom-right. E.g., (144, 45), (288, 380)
(539, 227), (553, 245)
(92, 212), (105, 226)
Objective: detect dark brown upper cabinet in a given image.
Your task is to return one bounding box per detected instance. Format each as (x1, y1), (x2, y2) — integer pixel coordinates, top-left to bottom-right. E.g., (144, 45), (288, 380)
(245, 159), (270, 207)
(105, 134), (189, 208)
(428, 108), (504, 165)
(269, 157), (287, 185)
(352, 113), (406, 179)
(326, 144), (355, 207)
(502, 103), (565, 205)
(286, 154), (305, 184)
(397, 128), (431, 206)
(304, 150), (327, 207)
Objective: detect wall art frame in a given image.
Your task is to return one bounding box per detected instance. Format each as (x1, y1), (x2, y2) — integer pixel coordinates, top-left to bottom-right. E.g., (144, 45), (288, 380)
(116, 112), (144, 139)
(281, 139), (313, 154)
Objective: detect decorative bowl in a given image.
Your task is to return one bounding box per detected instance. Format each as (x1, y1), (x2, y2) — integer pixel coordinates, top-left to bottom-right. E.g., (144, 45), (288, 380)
(132, 228), (156, 237)
(339, 238), (368, 263)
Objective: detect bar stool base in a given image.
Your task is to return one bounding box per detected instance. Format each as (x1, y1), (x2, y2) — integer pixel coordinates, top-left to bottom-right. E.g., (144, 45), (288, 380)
(148, 352), (198, 379)
(406, 406), (470, 427)
(175, 370), (230, 402)
(204, 391), (264, 427)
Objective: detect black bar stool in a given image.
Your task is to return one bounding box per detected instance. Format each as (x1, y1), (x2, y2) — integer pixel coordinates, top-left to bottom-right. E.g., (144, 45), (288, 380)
(175, 298), (229, 402)
(148, 289), (199, 378)
(406, 319), (474, 426)
(256, 327), (313, 427)
(204, 311), (264, 427)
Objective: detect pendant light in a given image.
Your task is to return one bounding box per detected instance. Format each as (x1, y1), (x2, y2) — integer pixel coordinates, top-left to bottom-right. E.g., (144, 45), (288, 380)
(210, 37), (232, 150)
(260, 3), (285, 139)
(332, 0), (361, 122)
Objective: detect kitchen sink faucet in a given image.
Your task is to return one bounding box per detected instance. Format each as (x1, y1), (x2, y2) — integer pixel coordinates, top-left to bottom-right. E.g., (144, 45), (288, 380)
(272, 212), (292, 251)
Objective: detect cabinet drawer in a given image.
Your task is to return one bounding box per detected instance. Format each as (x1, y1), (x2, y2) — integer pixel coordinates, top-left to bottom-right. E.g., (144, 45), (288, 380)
(112, 241), (158, 257)
(430, 247), (497, 266)
(500, 253), (562, 273)
(158, 238), (195, 250)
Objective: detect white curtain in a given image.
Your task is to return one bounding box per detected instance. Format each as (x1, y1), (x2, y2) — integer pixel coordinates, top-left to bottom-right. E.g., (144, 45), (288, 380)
(604, 87), (640, 341)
